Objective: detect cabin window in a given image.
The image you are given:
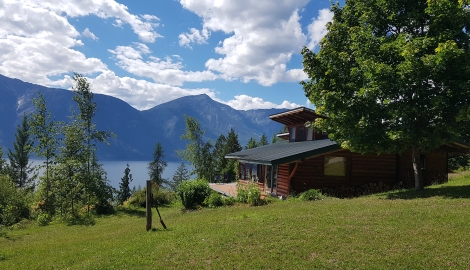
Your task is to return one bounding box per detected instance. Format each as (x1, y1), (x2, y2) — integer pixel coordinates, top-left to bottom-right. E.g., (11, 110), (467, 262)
(297, 126), (305, 141)
(289, 127), (296, 142)
(324, 156), (346, 176)
(307, 128), (313, 140)
(239, 163), (246, 180)
(251, 165), (258, 181)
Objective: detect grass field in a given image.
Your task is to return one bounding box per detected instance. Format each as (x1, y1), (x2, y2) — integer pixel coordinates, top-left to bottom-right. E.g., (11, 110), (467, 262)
(1, 175), (470, 269)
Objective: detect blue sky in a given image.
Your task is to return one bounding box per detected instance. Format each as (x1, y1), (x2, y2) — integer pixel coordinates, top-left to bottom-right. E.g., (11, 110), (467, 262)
(0, 0), (338, 110)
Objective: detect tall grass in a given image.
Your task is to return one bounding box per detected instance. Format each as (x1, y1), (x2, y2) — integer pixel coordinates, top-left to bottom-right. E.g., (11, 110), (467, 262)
(1, 175), (470, 269)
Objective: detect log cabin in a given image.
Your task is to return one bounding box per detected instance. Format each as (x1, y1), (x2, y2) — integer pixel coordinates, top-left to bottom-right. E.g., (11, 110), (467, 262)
(225, 107), (470, 198)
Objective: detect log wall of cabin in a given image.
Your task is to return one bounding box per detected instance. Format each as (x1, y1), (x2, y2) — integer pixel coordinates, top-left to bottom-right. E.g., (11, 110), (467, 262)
(268, 148), (448, 197)
(398, 148), (448, 187)
(282, 150), (398, 196)
(276, 164), (291, 196)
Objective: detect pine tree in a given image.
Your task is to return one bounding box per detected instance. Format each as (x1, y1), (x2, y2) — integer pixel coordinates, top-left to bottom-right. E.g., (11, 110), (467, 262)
(258, 134), (269, 147)
(118, 163), (133, 204)
(212, 134), (227, 175)
(148, 142), (168, 187)
(170, 163), (190, 191)
(8, 114), (36, 191)
(0, 146), (7, 175)
(224, 128), (242, 182)
(245, 137), (257, 149)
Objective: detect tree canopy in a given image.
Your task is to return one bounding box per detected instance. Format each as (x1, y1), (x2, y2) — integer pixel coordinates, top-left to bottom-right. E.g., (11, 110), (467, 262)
(301, 0), (470, 189)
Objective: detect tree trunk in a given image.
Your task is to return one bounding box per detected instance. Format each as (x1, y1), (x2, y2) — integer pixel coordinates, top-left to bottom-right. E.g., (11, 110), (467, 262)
(411, 145), (423, 190)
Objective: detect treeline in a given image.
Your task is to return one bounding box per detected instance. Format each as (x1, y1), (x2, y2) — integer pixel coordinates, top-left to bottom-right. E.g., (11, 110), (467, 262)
(177, 115), (273, 183)
(0, 74), (116, 226)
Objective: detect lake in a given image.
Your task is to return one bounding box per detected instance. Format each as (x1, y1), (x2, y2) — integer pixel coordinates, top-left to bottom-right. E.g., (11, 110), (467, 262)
(30, 160), (191, 190)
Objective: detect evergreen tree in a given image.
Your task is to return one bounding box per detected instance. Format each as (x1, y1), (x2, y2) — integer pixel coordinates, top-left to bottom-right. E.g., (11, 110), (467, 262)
(118, 164), (133, 205)
(224, 128), (242, 182)
(200, 141), (214, 181)
(245, 137), (257, 149)
(0, 146), (7, 175)
(170, 163), (190, 191)
(258, 134), (269, 147)
(8, 114), (36, 191)
(148, 142), (168, 186)
(212, 134), (227, 174)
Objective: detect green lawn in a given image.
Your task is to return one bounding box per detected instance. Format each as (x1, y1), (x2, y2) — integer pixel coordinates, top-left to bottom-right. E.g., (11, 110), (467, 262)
(1, 176), (470, 269)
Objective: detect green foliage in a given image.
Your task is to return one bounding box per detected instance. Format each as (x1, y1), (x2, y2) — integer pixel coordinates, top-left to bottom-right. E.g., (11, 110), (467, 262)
(448, 154), (470, 172)
(8, 114), (36, 191)
(223, 128), (242, 182)
(30, 92), (60, 214)
(148, 142), (168, 186)
(236, 182), (264, 206)
(204, 192), (224, 208)
(245, 137), (257, 149)
(37, 213), (52, 226)
(117, 164), (133, 205)
(176, 179), (211, 210)
(258, 134), (269, 147)
(298, 189), (323, 201)
(301, 0), (470, 190)
(169, 163), (190, 191)
(223, 196), (236, 206)
(212, 134), (227, 176)
(0, 146), (7, 175)
(127, 183), (176, 208)
(0, 175), (30, 226)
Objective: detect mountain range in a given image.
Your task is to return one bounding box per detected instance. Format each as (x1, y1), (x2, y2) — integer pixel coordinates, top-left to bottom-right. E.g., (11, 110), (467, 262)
(0, 74), (285, 161)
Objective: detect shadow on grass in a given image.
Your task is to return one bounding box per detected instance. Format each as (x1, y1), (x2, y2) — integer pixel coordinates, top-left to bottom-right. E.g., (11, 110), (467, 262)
(66, 215), (96, 226)
(117, 208), (146, 218)
(386, 184), (470, 200)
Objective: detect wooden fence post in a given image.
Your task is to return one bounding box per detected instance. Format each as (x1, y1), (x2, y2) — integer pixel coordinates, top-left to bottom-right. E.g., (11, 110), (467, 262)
(146, 180), (152, 231)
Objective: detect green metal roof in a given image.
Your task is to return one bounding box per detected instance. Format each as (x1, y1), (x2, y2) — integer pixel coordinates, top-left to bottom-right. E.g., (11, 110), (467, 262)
(225, 139), (341, 165)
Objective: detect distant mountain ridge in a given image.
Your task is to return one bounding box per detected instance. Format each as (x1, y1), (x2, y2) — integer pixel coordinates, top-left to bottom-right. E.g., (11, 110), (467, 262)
(0, 74), (284, 160)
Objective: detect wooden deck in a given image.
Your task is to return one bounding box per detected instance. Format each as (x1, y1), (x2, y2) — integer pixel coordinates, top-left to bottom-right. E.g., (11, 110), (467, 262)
(209, 183), (238, 197)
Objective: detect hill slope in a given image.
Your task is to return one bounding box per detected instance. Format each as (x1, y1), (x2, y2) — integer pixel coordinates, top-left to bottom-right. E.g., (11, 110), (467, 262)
(0, 74), (284, 160)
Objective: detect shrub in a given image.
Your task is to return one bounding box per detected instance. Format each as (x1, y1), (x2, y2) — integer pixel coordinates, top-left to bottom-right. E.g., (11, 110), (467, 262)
(299, 189), (323, 201)
(236, 182), (264, 206)
(0, 175), (30, 226)
(204, 192), (224, 208)
(37, 213), (52, 226)
(176, 179), (211, 210)
(127, 183), (177, 208)
(223, 196), (236, 206)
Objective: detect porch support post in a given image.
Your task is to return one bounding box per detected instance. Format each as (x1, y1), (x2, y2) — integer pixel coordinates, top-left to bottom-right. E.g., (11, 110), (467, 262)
(289, 161), (300, 181)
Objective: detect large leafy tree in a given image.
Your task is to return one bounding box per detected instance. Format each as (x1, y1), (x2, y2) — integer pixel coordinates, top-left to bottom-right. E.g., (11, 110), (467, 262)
(8, 114), (36, 191)
(0, 146), (8, 175)
(301, 0), (470, 190)
(178, 116), (208, 179)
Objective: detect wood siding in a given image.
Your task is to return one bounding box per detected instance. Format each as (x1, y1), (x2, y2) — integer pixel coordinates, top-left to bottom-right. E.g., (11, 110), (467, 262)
(276, 164), (291, 197)
(398, 149), (448, 187)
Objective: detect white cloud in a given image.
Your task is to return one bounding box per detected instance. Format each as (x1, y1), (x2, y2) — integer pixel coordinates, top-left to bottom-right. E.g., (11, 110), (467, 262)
(29, 0), (162, 42)
(179, 27), (210, 48)
(307, 8), (333, 50)
(179, 0), (310, 86)
(109, 43), (218, 86)
(82, 28), (98, 40)
(224, 95), (302, 110)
